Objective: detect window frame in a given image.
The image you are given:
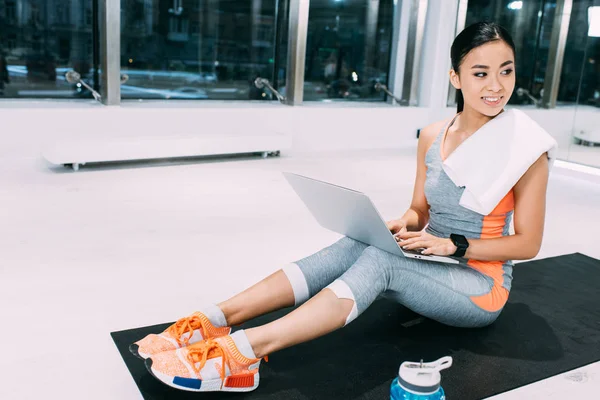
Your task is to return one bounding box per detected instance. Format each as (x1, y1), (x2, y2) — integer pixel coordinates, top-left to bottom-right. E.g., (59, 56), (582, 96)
(0, 0), (412, 106)
(101, 0), (406, 106)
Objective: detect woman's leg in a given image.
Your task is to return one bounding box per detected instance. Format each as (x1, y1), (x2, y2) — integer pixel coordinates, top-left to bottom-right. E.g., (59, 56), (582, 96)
(218, 236), (369, 326)
(245, 286), (353, 358)
(245, 246), (502, 358)
(143, 246), (505, 393)
(132, 237), (368, 359)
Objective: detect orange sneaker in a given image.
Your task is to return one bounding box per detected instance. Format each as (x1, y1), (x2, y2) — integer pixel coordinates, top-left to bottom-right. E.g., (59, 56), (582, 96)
(129, 312), (231, 359)
(145, 336), (266, 392)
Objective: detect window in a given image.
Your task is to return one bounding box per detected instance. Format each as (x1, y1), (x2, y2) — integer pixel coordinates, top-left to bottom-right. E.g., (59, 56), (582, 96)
(0, 0), (98, 99)
(303, 0), (394, 102)
(256, 22), (272, 44)
(558, 0), (599, 104)
(86, 9), (93, 26)
(191, 21), (201, 35)
(461, 0), (559, 107)
(6, 1), (17, 22)
(56, 3), (71, 25)
(7, 34), (17, 51)
(168, 16), (190, 41)
(30, 3), (41, 25)
(120, 0), (287, 100)
(86, 38), (93, 57)
(566, 2), (600, 168)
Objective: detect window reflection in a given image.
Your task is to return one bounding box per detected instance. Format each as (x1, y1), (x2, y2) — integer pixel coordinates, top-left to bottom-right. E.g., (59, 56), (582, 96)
(0, 0), (97, 98)
(120, 0), (287, 101)
(568, 1), (600, 168)
(303, 0), (394, 102)
(464, 0), (558, 107)
(559, 0), (599, 104)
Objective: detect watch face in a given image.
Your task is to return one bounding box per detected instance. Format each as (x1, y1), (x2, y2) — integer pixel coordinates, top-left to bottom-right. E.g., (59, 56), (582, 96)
(452, 234), (469, 247)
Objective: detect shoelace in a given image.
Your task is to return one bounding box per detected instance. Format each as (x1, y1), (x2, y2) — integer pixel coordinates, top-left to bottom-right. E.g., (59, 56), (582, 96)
(166, 313), (208, 346)
(187, 339), (229, 384)
(186, 339), (269, 387)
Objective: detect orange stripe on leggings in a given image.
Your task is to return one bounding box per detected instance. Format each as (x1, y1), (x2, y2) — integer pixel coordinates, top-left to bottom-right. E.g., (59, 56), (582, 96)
(468, 190), (514, 312)
(468, 259), (508, 312)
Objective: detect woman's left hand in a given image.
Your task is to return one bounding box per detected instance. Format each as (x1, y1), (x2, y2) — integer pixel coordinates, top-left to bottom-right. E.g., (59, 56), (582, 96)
(396, 230), (458, 256)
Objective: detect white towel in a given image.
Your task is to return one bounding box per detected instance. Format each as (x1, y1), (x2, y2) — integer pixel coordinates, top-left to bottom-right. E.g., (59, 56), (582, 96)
(442, 108), (558, 216)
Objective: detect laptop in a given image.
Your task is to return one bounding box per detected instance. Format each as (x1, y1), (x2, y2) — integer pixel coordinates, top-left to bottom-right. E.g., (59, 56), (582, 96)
(283, 172), (459, 264)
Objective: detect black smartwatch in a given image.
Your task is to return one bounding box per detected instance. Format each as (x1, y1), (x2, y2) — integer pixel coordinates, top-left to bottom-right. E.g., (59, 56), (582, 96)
(450, 234), (469, 258)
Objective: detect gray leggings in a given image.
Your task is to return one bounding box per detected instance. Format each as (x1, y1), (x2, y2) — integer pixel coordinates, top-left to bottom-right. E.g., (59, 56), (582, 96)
(282, 237), (504, 328)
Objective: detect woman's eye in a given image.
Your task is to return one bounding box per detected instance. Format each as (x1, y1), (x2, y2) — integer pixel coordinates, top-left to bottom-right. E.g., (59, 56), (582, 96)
(474, 69), (513, 78)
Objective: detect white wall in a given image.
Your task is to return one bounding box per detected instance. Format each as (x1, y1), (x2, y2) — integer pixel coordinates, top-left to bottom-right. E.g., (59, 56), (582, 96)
(0, 0), (598, 167)
(0, 102), (450, 161)
(0, 101), (596, 164)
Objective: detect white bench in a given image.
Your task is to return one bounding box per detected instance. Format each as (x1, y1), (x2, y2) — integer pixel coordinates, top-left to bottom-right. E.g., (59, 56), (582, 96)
(43, 132), (292, 171)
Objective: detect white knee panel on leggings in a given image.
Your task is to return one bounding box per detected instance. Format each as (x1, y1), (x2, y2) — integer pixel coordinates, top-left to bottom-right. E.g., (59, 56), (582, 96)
(326, 279), (358, 326)
(282, 263), (310, 306)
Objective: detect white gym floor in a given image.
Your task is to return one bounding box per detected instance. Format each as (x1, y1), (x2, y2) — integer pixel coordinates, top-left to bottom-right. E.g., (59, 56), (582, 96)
(1, 146), (599, 399)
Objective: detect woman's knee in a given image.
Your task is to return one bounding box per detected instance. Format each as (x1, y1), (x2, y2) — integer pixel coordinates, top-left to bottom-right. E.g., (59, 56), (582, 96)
(338, 247), (394, 300)
(357, 246), (395, 277)
(359, 245), (392, 261)
(313, 237), (368, 261)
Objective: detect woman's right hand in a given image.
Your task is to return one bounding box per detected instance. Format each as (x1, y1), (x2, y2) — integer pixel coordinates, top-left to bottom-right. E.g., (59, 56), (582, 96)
(386, 219), (408, 242)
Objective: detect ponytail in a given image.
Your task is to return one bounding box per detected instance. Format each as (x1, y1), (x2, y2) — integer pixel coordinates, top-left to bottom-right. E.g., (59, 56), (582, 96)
(456, 89), (464, 113)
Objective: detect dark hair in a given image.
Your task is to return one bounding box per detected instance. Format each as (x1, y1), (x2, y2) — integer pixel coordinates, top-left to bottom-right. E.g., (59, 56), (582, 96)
(451, 22), (516, 113)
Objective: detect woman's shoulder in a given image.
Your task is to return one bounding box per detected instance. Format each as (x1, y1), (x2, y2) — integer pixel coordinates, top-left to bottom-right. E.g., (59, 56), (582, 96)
(418, 117), (452, 149)
(420, 117), (452, 139)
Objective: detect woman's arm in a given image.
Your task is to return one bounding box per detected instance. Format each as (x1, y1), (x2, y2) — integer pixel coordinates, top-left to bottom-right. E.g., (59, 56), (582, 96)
(464, 153), (549, 261)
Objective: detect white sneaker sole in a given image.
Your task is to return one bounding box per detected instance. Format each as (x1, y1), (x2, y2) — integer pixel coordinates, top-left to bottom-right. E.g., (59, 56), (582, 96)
(145, 358), (259, 392)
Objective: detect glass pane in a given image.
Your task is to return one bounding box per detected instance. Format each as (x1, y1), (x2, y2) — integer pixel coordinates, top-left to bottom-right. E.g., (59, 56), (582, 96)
(0, 0), (98, 99)
(303, 0), (394, 102)
(120, 0), (286, 101)
(568, 1), (600, 167)
(463, 0), (558, 107)
(557, 0), (594, 104)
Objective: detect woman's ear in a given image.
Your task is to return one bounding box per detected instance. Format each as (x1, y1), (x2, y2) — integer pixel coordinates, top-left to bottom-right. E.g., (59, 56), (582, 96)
(449, 69), (461, 90)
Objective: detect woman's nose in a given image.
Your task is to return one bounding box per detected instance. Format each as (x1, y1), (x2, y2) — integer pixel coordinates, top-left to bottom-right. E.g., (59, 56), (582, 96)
(486, 75), (503, 92)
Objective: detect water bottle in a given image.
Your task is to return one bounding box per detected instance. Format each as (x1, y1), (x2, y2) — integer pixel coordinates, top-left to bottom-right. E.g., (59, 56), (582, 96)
(390, 356), (453, 400)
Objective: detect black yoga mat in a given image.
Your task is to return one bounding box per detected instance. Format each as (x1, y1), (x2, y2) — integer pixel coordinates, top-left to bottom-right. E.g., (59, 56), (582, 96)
(111, 253), (600, 399)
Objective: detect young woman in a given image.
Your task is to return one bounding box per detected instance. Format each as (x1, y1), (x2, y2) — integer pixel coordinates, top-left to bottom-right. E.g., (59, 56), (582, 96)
(131, 22), (549, 392)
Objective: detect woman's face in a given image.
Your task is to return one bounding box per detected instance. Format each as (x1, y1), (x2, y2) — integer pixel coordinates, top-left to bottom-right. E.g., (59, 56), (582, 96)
(450, 40), (516, 117)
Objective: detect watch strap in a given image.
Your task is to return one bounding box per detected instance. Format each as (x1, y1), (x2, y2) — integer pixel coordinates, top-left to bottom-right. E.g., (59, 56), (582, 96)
(450, 234), (468, 257)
